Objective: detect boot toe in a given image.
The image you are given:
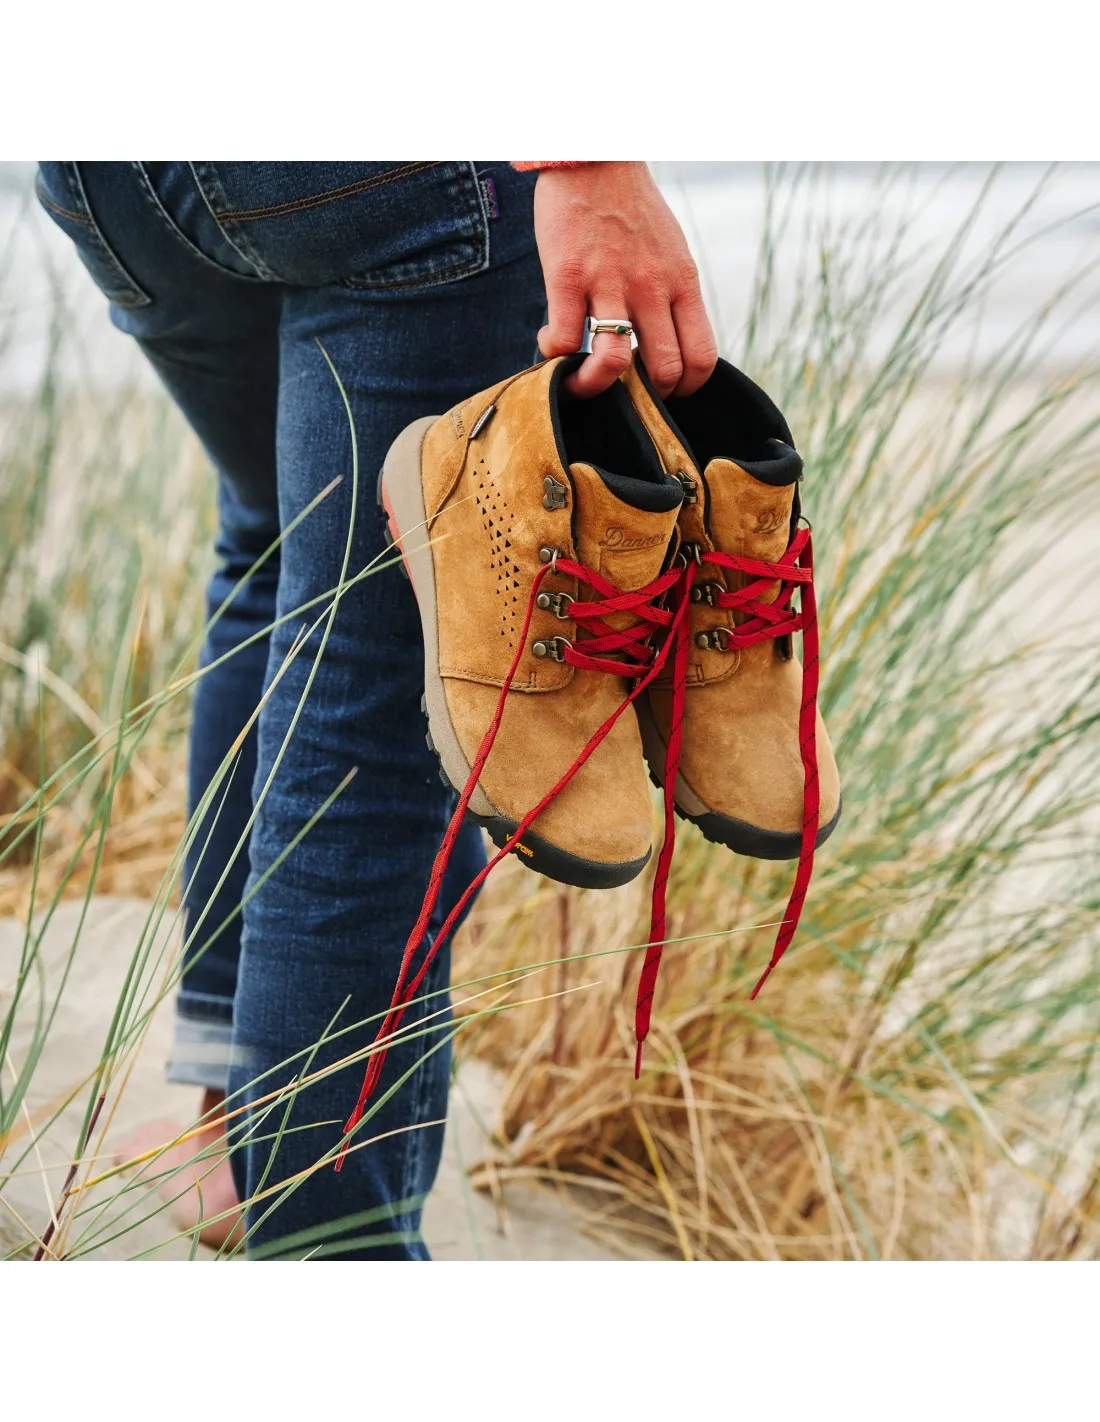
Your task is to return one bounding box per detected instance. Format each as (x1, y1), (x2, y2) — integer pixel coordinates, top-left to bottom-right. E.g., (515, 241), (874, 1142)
(640, 691), (842, 863)
(443, 678), (655, 888)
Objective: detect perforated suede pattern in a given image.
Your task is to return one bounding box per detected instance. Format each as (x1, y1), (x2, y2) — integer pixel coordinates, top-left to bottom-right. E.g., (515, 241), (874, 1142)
(474, 457), (523, 646)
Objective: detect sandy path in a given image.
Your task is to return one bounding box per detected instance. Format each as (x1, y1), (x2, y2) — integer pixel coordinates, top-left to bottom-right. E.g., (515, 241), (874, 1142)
(0, 897), (623, 1261)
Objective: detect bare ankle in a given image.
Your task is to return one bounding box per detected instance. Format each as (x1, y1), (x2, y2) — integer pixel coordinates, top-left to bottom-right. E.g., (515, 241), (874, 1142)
(199, 1088), (227, 1135)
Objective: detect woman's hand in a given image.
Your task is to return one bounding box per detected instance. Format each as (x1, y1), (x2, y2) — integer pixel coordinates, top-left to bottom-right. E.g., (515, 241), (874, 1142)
(533, 162), (718, 399)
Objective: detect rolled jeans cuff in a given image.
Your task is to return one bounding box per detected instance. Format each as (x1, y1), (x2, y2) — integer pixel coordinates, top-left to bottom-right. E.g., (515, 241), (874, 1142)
(167, 991), (236, 1092)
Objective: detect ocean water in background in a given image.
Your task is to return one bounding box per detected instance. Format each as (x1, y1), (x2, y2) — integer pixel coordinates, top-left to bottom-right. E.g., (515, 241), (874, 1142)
(1, 161), (1099, 398)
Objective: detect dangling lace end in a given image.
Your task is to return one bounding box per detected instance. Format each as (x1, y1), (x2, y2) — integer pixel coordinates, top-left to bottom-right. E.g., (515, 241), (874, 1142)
(335, 1063), (386, 1171)
(334, 1106), (363, 1173)
(335, 1061), (381, 1172)
(634, 1039), (645, 1079)
(748, 957), (782, 1001)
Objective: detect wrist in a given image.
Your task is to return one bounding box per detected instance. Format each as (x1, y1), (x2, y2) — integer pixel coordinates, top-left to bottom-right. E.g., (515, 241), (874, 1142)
(511, 161), (595, 171)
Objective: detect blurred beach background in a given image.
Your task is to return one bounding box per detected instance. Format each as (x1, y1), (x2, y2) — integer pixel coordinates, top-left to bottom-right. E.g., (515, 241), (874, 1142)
(1, 162), (1098, 1261)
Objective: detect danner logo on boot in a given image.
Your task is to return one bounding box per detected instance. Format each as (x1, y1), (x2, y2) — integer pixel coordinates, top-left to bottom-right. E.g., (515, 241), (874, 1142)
(600, 527), (666, 552)
(752, 508), (787, 536)
(450, 409), (466, 438)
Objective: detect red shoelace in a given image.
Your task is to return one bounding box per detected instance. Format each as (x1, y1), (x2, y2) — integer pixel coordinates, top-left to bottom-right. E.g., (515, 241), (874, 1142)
(336, 526), (819, 1167)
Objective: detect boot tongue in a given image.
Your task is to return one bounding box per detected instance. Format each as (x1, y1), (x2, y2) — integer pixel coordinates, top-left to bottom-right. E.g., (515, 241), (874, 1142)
(569, 462), (682, 593)
(704, 448), (800, 609)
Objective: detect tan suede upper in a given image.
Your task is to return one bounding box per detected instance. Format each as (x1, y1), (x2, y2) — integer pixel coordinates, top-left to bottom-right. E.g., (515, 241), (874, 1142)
(623, 369), (842, 837)
(421, 357), (683, 865)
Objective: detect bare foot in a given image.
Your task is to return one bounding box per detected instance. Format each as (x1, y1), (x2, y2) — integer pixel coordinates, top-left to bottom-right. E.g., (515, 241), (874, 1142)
(113, 1089), (245, 1251)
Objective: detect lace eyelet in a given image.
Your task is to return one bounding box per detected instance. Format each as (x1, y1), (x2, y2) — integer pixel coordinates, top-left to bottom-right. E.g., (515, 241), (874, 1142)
(532, 636), (572, 663)
(690, 581), (722, 607)
(536, 591), (575, 619)
(676, 541), (704, 568)
(543, 477), (568, 511)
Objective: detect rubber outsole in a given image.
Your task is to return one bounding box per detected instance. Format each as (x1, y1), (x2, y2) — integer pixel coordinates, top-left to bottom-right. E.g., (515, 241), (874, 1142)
(646, 753), (842, 861)
(468, 812), (652, 889)
(379, 428), (652, 892)
(681, 796), (842, 861)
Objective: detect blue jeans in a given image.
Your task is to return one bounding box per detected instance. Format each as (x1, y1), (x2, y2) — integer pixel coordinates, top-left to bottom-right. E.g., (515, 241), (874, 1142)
(37, 161), (544, 1258)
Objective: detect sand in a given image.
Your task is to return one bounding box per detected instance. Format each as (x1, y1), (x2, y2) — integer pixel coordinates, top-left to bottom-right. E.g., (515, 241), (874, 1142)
(0, 897), (622, 1261)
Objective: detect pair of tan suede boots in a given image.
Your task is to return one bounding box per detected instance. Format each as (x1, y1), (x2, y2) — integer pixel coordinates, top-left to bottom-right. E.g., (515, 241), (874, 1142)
(342, 354), (844, 1136)
(380, 353), (840, 886)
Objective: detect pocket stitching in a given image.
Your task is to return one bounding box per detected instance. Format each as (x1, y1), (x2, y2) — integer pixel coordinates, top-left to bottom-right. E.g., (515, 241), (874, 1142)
(343, 249), (482, 291)
(192, 160), (490, 291)
(215, 161), (442, 224)
(131, 162), (266, 283)
(35, 184), (93, 227)
(37, 164), (152, 308)
(342, 161), (489, 292)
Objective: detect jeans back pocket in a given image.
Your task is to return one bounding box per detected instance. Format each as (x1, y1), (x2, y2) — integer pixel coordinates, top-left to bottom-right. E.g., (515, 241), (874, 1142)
(191, 161), (490, 292)
(35, 162), (151, 309)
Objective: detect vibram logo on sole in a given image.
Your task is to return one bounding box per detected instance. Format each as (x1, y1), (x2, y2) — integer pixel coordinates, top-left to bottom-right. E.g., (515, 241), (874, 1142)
(514, 842), (535, 858)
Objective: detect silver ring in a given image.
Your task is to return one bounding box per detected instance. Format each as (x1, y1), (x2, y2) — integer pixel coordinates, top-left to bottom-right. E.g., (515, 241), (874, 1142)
(580, 315), (639, 353)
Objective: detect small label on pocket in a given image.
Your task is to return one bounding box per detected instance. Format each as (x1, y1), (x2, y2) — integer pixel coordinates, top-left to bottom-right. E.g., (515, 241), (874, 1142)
(480, 176), (500, 220)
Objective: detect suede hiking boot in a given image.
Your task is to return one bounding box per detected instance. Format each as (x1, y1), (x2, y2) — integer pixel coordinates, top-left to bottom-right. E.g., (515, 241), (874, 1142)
(377, 354), (686, 892)
(624, 357), (841, 858)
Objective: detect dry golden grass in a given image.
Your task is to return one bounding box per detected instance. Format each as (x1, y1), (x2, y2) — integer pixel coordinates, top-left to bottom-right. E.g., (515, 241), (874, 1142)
(454, 819), (1099, 1261)
(0, 759), (185, 917)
